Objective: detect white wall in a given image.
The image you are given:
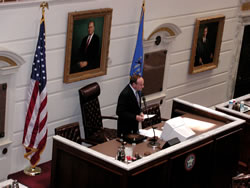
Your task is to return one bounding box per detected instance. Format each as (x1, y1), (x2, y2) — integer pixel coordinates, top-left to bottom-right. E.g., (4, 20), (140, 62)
(0, 0), (241, 178)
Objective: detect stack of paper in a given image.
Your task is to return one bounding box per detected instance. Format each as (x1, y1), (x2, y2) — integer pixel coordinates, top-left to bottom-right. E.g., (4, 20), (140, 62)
(160, 116), (195, 142)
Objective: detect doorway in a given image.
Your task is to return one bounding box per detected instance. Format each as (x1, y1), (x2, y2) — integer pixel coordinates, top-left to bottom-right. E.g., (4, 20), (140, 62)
(234, 25), (250, 98)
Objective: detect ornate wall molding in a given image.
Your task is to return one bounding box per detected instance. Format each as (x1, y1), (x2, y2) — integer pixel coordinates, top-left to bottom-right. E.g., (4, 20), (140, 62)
(0, 47), (25, 162)
(143, 23), (181, 104)
(0, 48), (25, 75)
(144, 23), (181, 53)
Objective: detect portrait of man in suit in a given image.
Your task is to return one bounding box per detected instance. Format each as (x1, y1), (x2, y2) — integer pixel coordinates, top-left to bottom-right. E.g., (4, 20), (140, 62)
(64, 9), (112, 83)
(77, 21), (100, 71)
(194, 22), (218, 67)
(189, 15), (225, 74)
(70, 19), (103, 74)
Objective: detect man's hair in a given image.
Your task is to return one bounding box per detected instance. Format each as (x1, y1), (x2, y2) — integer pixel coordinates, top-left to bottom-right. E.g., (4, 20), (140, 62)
(88, 21), (95, 27)
(203, 25), (208, 31)
(130, 74), (142, 85)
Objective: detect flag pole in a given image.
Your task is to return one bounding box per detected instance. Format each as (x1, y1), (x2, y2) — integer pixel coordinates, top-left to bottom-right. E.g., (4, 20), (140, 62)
(40, 1), (49, 13)
(23, 1), (48, 176)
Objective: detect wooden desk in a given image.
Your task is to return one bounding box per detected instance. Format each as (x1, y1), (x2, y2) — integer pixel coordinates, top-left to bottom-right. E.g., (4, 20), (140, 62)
(92, 113), (226, 158)
(92, 135), (164, 158)
(51, 98), (245, 188)
(216, 94), (250, 173)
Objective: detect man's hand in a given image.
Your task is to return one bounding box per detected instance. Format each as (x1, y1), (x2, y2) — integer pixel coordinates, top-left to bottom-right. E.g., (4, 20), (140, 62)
(136, 113), (144, 122)
(79, 61), (88, 68)
(199, 57), (203, 65)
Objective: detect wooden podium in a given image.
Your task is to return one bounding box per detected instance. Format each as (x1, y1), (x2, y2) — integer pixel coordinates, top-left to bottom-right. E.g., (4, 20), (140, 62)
(51, 98), (245, 188)
(216, 94), (250, 173)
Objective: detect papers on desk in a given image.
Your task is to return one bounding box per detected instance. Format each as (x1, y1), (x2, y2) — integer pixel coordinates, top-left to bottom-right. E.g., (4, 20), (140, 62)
(182, 117), (216, 132)
(139, 128), (162, 138)
(160, 117), (196, 142)
(144, 114), (156, 119)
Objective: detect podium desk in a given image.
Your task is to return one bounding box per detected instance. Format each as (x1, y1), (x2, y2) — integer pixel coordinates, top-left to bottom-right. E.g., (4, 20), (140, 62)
(91, 112), (225, 159)
(51, 98), (245, 188)
(215, 94), (250, 172)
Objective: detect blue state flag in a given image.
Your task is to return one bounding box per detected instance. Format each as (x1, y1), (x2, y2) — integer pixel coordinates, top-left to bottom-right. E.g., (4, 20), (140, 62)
(130, 2), (145, 76)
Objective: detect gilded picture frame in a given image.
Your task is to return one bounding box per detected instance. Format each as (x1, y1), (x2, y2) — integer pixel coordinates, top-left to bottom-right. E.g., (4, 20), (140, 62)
(63, 8), (112, 83)
(189, 15), (225, 74)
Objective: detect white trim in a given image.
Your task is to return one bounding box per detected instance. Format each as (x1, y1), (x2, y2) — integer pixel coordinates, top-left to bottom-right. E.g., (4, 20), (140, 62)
(0, 47), (25, 76)
(0, 48), (26, 180)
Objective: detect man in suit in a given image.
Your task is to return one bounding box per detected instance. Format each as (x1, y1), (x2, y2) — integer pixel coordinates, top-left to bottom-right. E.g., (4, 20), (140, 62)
(195, 25), (214, 66)
(116, 75), (145, 137)
(71, 21), (100, 73)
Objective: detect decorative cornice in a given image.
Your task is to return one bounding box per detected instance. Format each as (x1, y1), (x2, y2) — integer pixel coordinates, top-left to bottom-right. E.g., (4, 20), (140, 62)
(0, 47), (25, 75)
(148, 27), (175, 40)
(0, 56), (17, 66)
(146, 23), (182, 40)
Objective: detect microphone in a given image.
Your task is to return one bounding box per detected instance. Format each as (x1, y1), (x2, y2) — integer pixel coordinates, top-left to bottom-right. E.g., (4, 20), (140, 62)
(142, 95), (147, 109)
(141, 92), (147, 115)
(142, 94), (149, 125)
(142, 95), (160, 148)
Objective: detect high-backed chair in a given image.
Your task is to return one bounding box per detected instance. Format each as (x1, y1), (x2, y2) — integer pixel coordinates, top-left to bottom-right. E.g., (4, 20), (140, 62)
(55, 122), (84, 144)
(142, 103), (168, 129)
(79, 82), (117, 145)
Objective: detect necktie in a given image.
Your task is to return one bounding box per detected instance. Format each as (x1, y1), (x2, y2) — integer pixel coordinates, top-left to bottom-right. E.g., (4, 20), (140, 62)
(85, 36), (91, 51)
(136, 92), (140, 106)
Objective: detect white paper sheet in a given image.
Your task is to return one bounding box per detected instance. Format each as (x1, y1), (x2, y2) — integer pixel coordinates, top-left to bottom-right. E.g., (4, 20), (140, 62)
(144, 114), (156, 119)
(139, 128), (162, 138)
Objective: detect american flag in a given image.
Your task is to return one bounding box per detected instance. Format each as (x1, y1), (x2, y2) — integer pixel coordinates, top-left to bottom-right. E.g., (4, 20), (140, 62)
(22, 15), (48, 167)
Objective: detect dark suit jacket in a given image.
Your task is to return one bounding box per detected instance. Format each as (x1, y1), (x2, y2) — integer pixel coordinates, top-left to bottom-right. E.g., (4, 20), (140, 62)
(70, 33), (100, 73)
(116, 84), (141, 136)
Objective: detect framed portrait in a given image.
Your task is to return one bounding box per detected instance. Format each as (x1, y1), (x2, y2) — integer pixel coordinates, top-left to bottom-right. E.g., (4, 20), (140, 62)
(63, 8), (112, 83)
(189, 15), (225, 74)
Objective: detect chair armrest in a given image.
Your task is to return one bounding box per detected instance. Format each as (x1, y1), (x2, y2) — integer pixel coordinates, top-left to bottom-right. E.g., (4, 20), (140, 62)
(102, 116), (118, 120)
(80, 138), (99, 146)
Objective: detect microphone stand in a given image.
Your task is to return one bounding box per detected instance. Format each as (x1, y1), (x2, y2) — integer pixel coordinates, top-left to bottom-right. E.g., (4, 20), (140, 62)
(142, 96), (160, 148)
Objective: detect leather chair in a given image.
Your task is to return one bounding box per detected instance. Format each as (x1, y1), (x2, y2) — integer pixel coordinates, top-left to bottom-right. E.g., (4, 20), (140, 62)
(55, 122), (84, 144)
(79, 82), (117, 145)
(142, 103), (168, 129)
